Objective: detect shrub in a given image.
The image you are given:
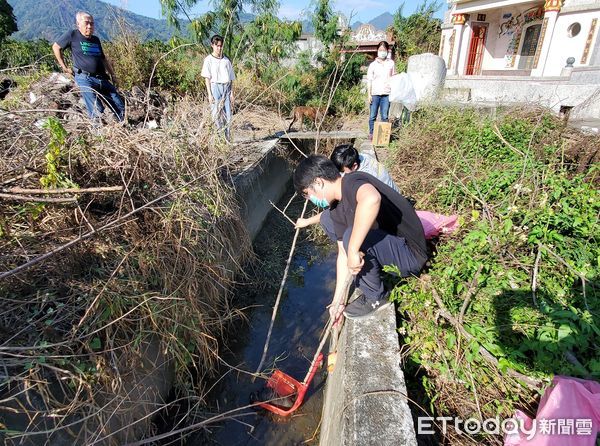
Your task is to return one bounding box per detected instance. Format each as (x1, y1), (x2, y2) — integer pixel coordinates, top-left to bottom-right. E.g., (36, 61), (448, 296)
(0, 38), (57, 71)
(387, 107), (599, 444)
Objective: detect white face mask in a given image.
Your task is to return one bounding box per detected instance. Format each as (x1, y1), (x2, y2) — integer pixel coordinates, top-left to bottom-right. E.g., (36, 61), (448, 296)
(378, 50), (388, 59)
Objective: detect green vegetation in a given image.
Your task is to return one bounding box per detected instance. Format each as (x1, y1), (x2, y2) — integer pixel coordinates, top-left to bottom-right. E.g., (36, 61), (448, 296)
(240, 13), (302, 74)
(40, 118), (77, 188)
(390, 0), (442, 72)
(0, 39), (57, 70)
(387, 108), (599, 444)
(160, 0), (280, 53)
(7, 0), (177, 41)
(312, 0), (340, 47)
(0, 0), (17, 42)
(105, 36), (207, 93)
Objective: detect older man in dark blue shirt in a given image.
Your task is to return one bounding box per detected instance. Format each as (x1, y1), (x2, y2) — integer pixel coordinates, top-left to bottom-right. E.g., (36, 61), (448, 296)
(52, 11), (125, 122)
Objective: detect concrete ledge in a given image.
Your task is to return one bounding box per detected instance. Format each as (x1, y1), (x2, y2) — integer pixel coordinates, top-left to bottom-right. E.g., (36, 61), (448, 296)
(320, 302), (417, 446)
(233, 139), (294, 240)
(442, 78), (600, 119)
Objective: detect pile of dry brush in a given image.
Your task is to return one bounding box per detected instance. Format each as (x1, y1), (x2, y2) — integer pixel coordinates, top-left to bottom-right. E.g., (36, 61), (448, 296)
(0, 88), (253, 444)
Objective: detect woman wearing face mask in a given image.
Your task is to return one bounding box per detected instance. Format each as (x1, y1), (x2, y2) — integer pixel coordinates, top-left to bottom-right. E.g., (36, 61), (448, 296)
(366, 41), (395, 140)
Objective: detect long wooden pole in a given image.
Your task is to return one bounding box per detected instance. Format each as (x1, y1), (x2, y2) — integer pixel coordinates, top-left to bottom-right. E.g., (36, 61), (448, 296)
(303, 273), (352, 384)
(254, 199), (308, 376)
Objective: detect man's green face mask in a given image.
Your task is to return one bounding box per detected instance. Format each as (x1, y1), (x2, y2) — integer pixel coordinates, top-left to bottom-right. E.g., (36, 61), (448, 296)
(309, 194), (329, 208)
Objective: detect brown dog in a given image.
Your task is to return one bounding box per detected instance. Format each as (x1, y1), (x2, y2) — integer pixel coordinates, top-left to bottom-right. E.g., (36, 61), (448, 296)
(287, 106), (324, 132)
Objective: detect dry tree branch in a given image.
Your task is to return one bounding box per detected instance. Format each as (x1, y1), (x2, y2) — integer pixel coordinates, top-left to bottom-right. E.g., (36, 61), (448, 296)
(1, 172), (37, 185)
(3, 186), (123, 195)
(458, 264), (483, 325)
(422, 276), (544, 391)
(531, 245), (542, 308)
(268, 200), (296, 226)
(122, 401), (266, 446)
(254, 199), (309, 376)
(0, 193), (77, 203)
(492, 124), (526, 157)
(0, 108), (84, 117)
(282, 192), (297, 215)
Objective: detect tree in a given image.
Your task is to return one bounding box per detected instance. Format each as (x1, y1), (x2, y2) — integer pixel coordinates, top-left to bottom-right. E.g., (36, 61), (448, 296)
(241, 13), (301, 73)
(391, 0), (442, 71)
(160, 0), (279, 56)
(311, 0), (339, 49)
(0, 0), (17, 42)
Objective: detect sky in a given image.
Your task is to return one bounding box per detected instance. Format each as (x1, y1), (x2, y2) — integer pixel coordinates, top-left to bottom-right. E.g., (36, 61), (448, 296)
(102, 0), (446, 24)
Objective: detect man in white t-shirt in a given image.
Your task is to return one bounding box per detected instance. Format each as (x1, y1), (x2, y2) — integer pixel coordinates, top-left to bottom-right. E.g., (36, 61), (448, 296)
(201, 35), (235, 141)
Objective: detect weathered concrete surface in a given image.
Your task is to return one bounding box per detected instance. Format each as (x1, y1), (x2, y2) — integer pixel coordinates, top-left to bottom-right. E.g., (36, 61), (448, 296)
(442, 75), (600, 119)
(279, 130), (366, 140)
(320, 301), (417, 446)
(407, 53), (447, 102)
(233, 139), (294, 240)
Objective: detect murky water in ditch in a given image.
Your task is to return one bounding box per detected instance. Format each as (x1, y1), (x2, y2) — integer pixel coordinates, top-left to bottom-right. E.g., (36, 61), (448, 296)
(190, 194), (337, 445)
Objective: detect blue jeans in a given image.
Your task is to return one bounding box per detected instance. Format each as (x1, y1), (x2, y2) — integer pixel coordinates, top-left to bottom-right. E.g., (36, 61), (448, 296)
(211, 82), (232, 141)
(369, 94), (390, 135)
(74, 73), (125, 121)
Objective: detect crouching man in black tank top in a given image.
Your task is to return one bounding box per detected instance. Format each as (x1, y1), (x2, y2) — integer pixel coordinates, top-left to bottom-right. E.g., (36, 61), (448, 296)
(293, 155), (427, 319)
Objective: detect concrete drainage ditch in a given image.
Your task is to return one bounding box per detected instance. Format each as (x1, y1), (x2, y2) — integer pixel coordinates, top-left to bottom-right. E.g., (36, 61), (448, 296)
(231, 135), (418, 446)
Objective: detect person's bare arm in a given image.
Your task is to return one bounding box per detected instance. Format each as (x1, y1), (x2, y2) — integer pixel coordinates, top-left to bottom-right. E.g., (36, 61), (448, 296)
(295, 211), (323, 229)
(52, 43), (70, 75)
(205, 78), (214, 103)
(328, 240), (352, 320)
(367, 65), (373, 104)
(347, 183), (381, 274)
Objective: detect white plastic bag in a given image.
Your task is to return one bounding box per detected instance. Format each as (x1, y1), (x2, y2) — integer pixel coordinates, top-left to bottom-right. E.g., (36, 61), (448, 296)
(389, 73), (417, 111)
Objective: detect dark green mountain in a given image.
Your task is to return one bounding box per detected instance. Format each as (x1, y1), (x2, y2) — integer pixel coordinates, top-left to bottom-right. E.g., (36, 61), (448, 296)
(7, 0), (177, 41)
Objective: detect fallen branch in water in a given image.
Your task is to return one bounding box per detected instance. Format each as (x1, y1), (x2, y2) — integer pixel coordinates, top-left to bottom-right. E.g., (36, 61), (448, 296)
(268, 200), (296, 226)
(254, 199), (308, 377)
